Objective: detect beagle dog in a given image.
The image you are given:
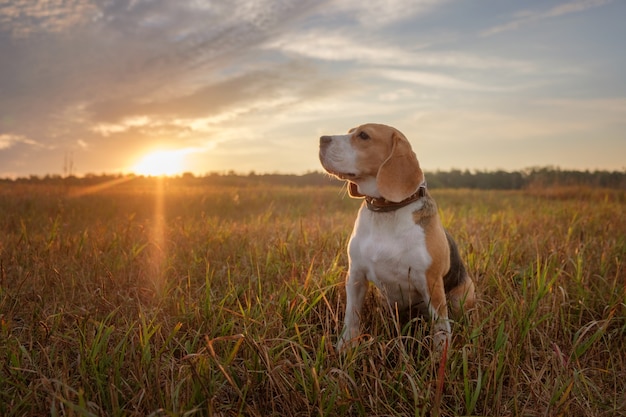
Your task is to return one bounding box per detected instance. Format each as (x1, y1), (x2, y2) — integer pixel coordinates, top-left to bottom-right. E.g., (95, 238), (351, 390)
(319, 123), (475, 352)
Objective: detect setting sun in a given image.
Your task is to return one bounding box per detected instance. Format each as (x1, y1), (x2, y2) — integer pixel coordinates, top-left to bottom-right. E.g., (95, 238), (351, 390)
(132, 150), (186, 176)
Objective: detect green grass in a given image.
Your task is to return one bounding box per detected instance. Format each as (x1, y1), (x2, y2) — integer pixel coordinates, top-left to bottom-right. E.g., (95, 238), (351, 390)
(1, 179), (624, 416)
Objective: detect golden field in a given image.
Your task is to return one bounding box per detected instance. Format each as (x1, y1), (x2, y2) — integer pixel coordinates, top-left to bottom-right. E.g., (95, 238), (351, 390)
(1, 178), (624, 416)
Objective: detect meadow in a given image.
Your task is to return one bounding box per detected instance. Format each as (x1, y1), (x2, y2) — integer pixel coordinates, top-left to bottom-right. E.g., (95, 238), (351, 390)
(0, 178), (624, 416)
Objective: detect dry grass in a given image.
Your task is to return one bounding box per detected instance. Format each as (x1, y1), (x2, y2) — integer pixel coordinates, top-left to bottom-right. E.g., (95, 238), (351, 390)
(1, 179), (624, 416)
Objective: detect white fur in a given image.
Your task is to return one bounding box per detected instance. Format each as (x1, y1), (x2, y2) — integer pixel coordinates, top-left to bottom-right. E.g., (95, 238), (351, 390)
(318, 134), (359, 177)
(354, 177), (381, 198)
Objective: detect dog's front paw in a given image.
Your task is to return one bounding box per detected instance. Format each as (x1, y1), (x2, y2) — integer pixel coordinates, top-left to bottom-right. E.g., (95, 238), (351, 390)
(432, 323), (452, 359)
(336, 326), (360, 353)
(336, 337), (353, 353)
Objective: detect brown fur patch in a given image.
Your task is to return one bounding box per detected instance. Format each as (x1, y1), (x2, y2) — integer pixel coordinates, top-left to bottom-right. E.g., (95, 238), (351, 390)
(412, 196), (438, 227)
(447, 278), (476, 318)
(419, 197), (450, 320)
(413, 193), (475, 319)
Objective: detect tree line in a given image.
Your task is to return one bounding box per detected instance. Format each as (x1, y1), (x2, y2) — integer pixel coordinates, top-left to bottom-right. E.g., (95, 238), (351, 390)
(2, 167), (625, 190)
(425, 167), (626, 189)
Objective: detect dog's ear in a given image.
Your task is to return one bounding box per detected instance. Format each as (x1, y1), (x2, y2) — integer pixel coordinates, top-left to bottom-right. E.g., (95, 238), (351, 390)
(376, 131), (423, 202)
(348, 182), (365, 198)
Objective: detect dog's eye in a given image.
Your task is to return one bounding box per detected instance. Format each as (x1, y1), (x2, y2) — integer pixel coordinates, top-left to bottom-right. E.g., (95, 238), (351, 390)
(358, 131), (370, 140)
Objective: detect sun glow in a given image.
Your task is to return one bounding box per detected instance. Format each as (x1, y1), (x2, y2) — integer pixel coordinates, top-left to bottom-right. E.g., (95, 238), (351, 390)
(132, 150), (187, 176)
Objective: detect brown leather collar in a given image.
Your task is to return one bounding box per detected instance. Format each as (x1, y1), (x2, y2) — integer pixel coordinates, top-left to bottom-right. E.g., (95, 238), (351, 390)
(365, 182), (427, 213)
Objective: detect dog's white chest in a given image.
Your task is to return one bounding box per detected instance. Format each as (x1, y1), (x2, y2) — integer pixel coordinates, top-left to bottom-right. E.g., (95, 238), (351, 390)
(348, 203), (432, 308)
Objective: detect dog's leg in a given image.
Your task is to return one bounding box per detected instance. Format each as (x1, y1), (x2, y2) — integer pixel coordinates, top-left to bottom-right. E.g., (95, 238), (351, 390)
(338, 269), (368, 351)
(425, 272), (452, 354)
(447, 277), (476, 319)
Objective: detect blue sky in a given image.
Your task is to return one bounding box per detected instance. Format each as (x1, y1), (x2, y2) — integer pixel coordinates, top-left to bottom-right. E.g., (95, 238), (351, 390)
(0, 0), (624, 177)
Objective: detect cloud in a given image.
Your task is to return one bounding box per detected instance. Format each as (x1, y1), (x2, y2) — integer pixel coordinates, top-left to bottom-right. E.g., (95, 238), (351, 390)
(374, 69), (523, 92)
(0, 134), (40, 150)
(481, 0), (613, 37)
(266, 30), (535, 73)
(325, 0), (446, 26)
(92, 116), (154, 137)
(378, 88), (416, 102)
(0, 0), (322, 148)
(0, 0), (99, 38)
(87, 59), (337, 126)
(266, 32), (414, 64)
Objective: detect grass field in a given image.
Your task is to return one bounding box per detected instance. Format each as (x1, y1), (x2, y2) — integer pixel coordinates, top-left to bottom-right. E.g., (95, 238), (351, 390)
(1, 179), (625, 416)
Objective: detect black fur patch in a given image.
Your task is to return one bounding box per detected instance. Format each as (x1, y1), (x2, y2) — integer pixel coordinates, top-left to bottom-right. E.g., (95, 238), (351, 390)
(443, 230), (467, 293)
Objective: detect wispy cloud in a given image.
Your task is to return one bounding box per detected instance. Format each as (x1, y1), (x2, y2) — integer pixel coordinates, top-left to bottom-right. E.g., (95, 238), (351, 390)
(326, 0), (446, 26)
(266, 32), (423, 64)
(0, 1), (321, 146)
(376, 69), (487, 91)
(481, 0), (613, 37)
(87, 60), (334, 126)
(0, 134), (41, 150)
(267, 31), (535, 73)
(0, 0), (99, 38)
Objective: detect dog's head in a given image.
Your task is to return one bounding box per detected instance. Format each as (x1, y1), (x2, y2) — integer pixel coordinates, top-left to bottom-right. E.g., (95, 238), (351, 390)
(319, 123), (423, 202)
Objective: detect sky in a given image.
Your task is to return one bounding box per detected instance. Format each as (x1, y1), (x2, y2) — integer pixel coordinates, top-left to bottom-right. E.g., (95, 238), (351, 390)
(0, 0), (625, 178)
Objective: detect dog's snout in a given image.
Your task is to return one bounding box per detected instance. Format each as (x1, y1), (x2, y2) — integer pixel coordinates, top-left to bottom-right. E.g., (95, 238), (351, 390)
(320, 135), (332, 146)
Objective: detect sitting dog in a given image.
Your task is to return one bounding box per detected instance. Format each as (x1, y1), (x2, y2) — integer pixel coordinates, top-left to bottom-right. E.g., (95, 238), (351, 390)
(319, 123), (475, 352)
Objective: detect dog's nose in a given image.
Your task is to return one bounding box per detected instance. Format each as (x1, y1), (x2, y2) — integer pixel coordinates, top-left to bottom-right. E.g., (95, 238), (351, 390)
(320, 135), (332, 145)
